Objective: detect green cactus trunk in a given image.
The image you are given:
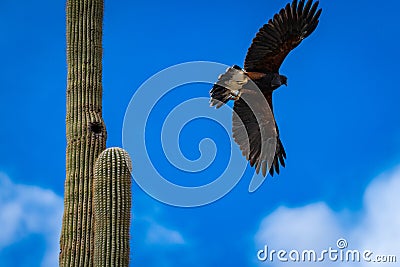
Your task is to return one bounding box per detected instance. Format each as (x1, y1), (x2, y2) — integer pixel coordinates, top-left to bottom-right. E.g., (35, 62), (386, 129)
(60, 0), (106, 266)
(93, 148), (132, 267)
(60, 0), (131, 266)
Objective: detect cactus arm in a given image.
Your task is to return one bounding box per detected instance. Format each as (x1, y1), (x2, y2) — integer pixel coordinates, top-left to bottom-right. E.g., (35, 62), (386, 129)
(93, 148), (132, 267)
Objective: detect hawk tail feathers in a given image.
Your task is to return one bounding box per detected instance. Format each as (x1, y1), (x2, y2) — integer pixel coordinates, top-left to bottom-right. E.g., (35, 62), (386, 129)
(209, 65), (248, 108)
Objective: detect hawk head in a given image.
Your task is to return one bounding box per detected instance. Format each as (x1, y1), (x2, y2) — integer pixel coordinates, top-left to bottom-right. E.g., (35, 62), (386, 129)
(271, 74), (288, 88)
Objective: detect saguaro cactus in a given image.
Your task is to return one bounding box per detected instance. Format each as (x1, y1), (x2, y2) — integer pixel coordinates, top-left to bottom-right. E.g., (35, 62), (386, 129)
(60, 0), (131, 266)
(93, 148), (132, 267)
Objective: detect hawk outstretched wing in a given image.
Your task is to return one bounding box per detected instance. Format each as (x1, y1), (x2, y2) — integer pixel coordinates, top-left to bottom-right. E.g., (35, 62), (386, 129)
(232, 90), (286, 176)
(244, 0), (322, 73)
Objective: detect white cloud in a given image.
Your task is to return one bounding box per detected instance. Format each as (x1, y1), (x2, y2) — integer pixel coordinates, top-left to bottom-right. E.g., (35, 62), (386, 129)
(0, 173), (63, 267)
(145, 221), (185, 245)
(254, 167), (400, 267)
(256, 203), (342, 251)
(354, 169), (400, 256)
(133, 202), (186, 247)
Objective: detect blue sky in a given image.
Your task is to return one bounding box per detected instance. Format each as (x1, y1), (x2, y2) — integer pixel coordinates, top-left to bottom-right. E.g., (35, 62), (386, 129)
(1, 0), (400, 266)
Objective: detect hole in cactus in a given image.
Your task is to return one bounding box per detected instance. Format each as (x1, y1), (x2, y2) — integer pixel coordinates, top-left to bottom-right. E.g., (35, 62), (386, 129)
(89, 122), (103, 134)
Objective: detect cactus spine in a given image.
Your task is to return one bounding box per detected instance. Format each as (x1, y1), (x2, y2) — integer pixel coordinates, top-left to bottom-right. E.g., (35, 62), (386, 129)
(93, 148), (132, 267)
(60, 0), (131, 266)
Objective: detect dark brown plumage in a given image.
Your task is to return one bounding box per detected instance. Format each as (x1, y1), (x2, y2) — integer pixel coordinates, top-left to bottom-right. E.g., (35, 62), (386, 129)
(210, 0), (322, 176)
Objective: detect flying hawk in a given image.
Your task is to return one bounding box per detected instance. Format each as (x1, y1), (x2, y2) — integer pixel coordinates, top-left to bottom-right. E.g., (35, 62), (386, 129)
(210, 0), (322, 176)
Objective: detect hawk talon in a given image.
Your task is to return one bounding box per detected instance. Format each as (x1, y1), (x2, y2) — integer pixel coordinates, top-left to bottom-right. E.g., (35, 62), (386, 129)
(230, 90), (241, 100)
